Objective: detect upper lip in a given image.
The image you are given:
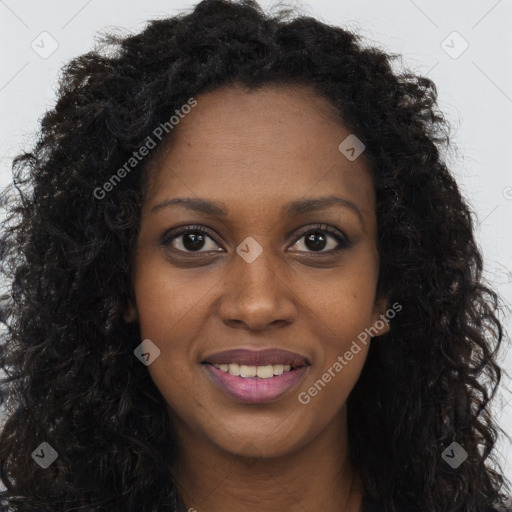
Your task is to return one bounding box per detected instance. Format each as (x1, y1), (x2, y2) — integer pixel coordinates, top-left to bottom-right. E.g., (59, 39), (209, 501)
(202, 348), (310, 368)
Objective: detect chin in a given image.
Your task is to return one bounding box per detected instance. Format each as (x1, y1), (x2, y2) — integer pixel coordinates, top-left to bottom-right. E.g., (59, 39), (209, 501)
(204, 418), (311, 459)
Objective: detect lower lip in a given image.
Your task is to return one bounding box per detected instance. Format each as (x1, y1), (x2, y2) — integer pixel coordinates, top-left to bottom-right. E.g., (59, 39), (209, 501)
(203, 364), (309, 404)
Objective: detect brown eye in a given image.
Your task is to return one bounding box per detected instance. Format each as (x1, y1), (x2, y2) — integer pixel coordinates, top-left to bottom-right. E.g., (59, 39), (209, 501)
(162, 225), (223, 253)
(289, 224), (352, 253)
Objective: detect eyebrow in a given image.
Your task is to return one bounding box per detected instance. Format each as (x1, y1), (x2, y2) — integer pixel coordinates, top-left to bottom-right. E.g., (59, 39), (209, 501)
(151, 195), (364, 225)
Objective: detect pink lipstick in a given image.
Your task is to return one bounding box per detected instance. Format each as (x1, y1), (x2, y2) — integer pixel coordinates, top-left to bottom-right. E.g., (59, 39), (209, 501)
(202, 348), (310, 404)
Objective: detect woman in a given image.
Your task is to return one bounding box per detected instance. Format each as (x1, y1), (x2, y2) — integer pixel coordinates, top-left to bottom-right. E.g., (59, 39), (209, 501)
(0, 0), (510, 510)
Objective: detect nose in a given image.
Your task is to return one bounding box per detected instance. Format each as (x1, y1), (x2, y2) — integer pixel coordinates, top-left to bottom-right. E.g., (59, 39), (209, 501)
(218, 248), (297, 331)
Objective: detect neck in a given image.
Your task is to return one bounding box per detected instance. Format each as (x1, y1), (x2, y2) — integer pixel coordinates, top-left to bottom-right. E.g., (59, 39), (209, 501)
(169, 406), (363, 512)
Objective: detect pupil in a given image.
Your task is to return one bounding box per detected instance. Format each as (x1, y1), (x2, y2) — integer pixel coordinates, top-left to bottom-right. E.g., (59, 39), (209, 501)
(305, 232), (326, 251)
(184, 233), (205, 251)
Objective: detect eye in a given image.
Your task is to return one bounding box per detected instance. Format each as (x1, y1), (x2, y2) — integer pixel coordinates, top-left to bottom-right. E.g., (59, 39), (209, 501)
(162, 225), (223, 253)
(162, 223), (352, 255)
(288, 224), (352, 253)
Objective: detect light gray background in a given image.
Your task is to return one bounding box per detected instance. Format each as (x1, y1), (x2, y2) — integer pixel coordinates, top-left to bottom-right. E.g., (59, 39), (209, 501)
(1, 0), (511, 485)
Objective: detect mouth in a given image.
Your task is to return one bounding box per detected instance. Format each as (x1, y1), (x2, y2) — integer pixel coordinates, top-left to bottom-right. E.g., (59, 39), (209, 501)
(201, 348), (310, 403)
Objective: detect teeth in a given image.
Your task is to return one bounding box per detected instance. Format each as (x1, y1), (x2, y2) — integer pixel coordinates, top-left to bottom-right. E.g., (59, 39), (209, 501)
(240, 365), (257, 377)
(228, 363), (240, 376)
(256, 365), (274, 378)
(273, 364), (284, 375)
(211, 363), (293, 378)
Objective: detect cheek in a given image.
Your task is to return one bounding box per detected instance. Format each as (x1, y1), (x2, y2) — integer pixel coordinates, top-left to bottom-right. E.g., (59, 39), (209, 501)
(132, 251), (216, 341)
(131, 256), (216, 401)
(134, 274), (202, 416)
(297, 345), (369, 429)
(300, 249), (380, 335)
(296, 249), (378, 393)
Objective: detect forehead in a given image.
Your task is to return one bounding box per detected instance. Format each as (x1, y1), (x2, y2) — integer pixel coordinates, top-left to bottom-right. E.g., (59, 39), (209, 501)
(144, 84), (375, 225)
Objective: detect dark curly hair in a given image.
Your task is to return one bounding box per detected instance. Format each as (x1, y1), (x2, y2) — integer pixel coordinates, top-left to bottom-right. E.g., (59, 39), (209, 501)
(0, 0), (510, 511)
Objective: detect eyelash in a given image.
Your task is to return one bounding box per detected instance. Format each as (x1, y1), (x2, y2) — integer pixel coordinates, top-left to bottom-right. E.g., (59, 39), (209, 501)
(161, 223), (352, 255)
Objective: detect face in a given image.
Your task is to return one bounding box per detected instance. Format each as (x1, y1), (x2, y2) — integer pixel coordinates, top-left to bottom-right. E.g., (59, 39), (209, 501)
(125, 84), (389, 459)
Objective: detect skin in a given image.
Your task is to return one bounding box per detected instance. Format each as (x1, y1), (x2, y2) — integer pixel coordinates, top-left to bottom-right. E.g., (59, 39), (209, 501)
(125, 83), (390, 512)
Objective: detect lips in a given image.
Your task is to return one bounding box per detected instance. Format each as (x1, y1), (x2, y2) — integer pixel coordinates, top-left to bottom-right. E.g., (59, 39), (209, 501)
(202, 348), (310, 368)
(201, 347), (311, 403)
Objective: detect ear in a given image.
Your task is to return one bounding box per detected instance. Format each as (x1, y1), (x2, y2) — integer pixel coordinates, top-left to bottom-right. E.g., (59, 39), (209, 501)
(370, 296), (391, 337)
(123, 301), (138, 323)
